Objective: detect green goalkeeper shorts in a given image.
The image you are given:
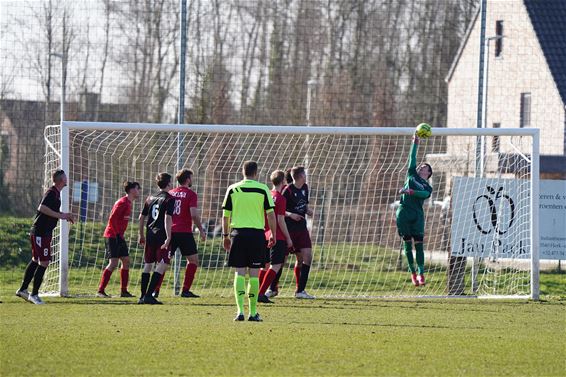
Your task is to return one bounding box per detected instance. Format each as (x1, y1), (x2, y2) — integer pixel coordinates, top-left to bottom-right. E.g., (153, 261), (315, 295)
(395, 206), (425, 237)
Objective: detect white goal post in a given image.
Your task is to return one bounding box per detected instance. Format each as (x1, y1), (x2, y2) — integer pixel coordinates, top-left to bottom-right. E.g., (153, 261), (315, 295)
(43, 121), (540, 299)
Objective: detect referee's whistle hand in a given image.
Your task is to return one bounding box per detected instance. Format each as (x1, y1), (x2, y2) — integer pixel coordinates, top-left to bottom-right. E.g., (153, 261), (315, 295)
(223, 238), (231, 252)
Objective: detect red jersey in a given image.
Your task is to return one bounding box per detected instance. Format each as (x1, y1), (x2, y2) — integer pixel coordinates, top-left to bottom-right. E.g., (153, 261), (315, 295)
(265, 189), (287, 241)
(104, 196), (132, 238)
(169, 186), (198, 233)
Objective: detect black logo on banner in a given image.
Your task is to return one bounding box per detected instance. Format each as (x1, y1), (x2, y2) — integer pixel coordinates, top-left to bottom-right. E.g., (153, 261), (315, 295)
(472, 186), (515, 235)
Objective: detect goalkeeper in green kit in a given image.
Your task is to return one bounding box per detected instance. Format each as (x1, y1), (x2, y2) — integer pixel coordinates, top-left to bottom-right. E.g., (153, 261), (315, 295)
(396, 129), (433, 287)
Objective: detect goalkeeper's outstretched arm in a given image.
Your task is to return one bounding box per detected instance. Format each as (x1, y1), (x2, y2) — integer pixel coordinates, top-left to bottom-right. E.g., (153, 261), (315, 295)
(407, 134), (420, 176)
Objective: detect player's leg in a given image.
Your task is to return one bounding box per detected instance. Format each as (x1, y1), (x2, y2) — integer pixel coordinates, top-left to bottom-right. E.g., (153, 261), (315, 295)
(414, 236), (426, 286)
(397, 209), (418, 286)
(17, 235), (40, 300)
(258, 241), (285, 303)
(295, 231), (314, 298)
(144, 253), (170, 304)
(27, 236), (52, 304)
(181, 254), (199, 297)
(119, 256), (134, 297)
(229, 232), (248, 320)
(140, 242), (156, 303)
(246, 231), (264, 321)
(154, 236), (179, 298)
(247, 267), (262, 321)
(97, 257), (119, 297)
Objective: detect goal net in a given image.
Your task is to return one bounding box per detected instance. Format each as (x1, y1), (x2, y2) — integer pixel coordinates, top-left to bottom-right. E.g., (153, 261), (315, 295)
(43, 122), (539, 299)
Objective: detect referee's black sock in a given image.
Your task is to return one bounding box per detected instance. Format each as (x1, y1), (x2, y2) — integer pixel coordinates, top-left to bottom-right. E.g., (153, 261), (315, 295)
(270, 268), (283, 291)
(145, 272), (163, 297)
(297, 264), (311, 293)
(31, 265), (47, 296)
(20, 260), (39, 291)
(140, 272), (150, 298)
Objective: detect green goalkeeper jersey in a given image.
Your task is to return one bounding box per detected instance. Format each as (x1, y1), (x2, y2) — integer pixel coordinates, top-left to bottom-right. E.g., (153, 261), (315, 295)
(399, 140), (432, 213)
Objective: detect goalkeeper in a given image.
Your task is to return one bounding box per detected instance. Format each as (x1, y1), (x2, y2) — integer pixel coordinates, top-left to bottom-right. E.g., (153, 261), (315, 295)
(396, 132), (433, 286)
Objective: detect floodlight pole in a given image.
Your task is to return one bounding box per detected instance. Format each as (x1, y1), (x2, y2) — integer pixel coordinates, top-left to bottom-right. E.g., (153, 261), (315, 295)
(173, 0), (189, 296)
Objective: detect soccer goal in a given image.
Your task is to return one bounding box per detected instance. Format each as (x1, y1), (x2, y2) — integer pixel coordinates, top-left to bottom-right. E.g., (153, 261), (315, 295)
(43, 121), (540, 299)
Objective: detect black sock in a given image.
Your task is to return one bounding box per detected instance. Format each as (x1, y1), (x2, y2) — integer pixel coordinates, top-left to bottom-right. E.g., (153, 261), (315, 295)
(297, 264), (311, 293)
(20, 260), (39, 291)
(270, 268), (283, 291)
(145, 272), (162, 298)
(140, 272), (150, 298)
(31, 265), (47, 296)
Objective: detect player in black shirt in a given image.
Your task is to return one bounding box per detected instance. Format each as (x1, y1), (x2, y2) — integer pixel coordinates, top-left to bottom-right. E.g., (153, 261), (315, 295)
(16, 169), (75, 304)
(282, 166), (315, 299)
(138, 172), (175, 304)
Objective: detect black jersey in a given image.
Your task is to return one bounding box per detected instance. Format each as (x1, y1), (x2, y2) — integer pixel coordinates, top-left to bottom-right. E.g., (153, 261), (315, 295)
(283, 183), (309, 232)
(30, 186), (61, 236)
(141, 191), (175, 242)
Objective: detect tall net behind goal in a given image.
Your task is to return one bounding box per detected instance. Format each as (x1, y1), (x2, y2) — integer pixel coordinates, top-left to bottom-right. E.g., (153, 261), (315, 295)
(43, 122), (539, 298)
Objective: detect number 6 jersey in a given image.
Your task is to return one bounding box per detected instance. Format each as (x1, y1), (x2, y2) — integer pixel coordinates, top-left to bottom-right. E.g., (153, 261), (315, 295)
(141, 191), (175, 242)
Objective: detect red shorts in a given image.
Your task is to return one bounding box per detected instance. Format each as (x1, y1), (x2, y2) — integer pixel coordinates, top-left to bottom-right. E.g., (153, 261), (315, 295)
(30, 235), (52, 262)
(144, 242), (171, 264)
(289, 230), (312, 250)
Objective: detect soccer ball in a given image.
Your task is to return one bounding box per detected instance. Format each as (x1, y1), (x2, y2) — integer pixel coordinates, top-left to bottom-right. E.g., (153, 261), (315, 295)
(415, 123), (432, 138)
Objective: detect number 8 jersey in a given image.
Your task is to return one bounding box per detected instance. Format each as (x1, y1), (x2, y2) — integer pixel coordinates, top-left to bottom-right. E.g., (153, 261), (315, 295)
(141, 191), (175, 242)
(169, 186), (198, 233)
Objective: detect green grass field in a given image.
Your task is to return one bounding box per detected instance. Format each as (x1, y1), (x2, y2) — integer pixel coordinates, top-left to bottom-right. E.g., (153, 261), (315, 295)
(1, 278), (565, 376)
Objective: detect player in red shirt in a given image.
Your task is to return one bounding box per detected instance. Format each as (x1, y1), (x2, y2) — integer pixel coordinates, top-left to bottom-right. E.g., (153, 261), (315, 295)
(153, 169), (206, 298)
(257, 170), (293, 303)
(96, 181), (140, 298)
(16, 169), (75, 304)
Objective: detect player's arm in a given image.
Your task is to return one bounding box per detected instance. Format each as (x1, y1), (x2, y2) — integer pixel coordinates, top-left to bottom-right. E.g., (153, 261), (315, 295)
(221, 188), (233, 252)
(278, 213), (293, 248)
(407, 134), (419, 176)
(162, 199), (174, 249)
(38, 204), (73, 222)
(264, 188), (276, 246)
(138, 200), (148, 245)
(190, 207), (206, 241)
(399, 188), (431, 199)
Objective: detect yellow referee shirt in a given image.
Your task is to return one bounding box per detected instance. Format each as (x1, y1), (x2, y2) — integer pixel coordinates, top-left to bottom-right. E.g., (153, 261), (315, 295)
(222, 179), (274, 229)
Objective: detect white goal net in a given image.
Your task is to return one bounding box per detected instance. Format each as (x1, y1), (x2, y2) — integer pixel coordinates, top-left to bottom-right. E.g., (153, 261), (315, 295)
(43, 122), (539, 299)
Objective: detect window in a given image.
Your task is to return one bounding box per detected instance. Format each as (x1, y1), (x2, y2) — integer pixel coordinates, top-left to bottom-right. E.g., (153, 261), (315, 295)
(495, 21), (503, 57)
(520, 93), (531, 128)
(492, 123), (501, 152)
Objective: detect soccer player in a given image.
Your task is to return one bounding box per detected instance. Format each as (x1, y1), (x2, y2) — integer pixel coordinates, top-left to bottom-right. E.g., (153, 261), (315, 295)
(97, 181), (141, 298)
(257, 170), (294, 304)
(138, 173), (175, 304)
(168, 168), (206, 298)
(282, 166), (315, 299)
(16, 169), (75, 304)
(222, 161), (277, 321)
(266, 168), (294, 298)
(396, 133), (433, 286)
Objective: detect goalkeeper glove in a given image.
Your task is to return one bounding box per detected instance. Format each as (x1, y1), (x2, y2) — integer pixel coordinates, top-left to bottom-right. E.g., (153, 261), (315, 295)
(399, 188), (414, 196)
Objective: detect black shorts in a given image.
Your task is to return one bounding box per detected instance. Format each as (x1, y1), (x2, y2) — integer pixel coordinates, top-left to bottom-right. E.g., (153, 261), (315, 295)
(228, 228), (265, 269)
(170, 233), (198, 256)
(269, 240), (286, 265)
(105, 236), (129, 259)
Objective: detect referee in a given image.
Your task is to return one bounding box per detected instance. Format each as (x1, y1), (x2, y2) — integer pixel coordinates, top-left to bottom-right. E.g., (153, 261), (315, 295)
(222, 161), (277, 322)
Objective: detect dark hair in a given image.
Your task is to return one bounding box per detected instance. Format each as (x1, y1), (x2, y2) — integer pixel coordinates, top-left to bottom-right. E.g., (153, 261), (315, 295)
(52, 169), (65, 182)
(270, 170), (285, 186)
(418, 163), (433, 179)
(285, 168), (293, 184)
(176, 168), (193, 185)
(290, 166), (306, 180)
(242, 161), (258, 177)
(123, 181), (140, 193)
(156, 173), (172, 189)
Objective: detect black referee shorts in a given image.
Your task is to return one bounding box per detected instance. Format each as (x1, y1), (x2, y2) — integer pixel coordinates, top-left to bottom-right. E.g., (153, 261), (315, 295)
(170, 232), (198, 256)
(105, 236), (129, 259)
(228, 228), (265, 269)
